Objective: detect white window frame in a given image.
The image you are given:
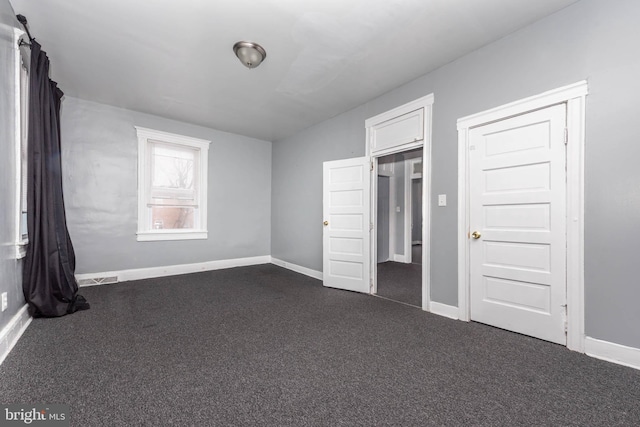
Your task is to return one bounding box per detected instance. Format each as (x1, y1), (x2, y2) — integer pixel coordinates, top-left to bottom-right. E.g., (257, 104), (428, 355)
(14, 28), (29, 259)
(135, 126), (210, 241)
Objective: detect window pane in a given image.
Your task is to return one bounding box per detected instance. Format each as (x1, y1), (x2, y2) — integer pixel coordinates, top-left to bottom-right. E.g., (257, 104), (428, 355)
(20, 211), (28, 241)
(136, 127), (210, 241)
(151, 144), (196, 191)
(151, 207), (195, 229)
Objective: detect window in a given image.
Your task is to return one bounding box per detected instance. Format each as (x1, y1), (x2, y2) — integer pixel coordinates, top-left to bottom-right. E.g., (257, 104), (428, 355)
(136, 127), (210, 241)
(15, 29), (29, 258)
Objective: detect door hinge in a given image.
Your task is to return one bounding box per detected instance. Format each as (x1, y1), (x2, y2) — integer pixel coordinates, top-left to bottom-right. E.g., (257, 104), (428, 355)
(564, 128), (568, 145)
(370, 161), (374, 171)
(562, 304), (568, 333)
(370, 222), (374, 231)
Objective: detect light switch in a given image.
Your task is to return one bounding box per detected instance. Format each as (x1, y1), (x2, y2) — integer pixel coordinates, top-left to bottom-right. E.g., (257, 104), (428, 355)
(438, 194), (447, 207)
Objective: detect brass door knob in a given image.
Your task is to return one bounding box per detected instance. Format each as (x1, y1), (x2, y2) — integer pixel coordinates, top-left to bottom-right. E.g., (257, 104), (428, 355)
(323, 221), (329, 226)
(471, 231), (481, 239)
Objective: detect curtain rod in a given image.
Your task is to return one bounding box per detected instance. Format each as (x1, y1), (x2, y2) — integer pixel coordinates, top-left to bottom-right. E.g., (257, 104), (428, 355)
(16, 14), (34, 47)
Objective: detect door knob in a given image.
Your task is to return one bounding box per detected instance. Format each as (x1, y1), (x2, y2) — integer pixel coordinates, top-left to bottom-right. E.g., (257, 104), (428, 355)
(471, 231), (481, 239)
(323, 221), (329, 226)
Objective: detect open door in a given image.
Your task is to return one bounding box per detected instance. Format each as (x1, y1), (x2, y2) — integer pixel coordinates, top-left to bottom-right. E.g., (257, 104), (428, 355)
(323, 157), (371, 293)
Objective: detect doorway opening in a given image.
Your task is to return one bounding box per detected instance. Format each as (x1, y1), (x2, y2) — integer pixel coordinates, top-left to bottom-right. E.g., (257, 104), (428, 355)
(375, 148), (423, 307)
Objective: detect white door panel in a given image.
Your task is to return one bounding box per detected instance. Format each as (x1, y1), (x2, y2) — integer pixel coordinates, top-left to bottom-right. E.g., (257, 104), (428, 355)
(323, 157), (371, 293)
(469, 104), (567, 345)
(370, 108), (424, 154)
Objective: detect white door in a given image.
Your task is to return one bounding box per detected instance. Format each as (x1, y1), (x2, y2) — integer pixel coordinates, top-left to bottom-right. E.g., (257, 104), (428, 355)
(469, 104), (567, 344)
(323, 157), (371, 293)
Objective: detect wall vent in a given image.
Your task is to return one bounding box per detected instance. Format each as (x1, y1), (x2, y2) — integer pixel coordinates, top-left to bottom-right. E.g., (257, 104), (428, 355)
(77, 276), (118, 287)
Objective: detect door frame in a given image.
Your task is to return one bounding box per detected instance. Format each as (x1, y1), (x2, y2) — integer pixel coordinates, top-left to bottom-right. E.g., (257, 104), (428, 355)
(408, 158), (423, 248)
(376, 164), (396, 263)
(457, 81), (588, 352)
(366, 94), (434, 311)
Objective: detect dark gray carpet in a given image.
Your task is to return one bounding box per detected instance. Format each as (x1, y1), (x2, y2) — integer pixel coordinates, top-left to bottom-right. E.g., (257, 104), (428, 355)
(1, 264), (639, 426)
(377, 261), (421, 307)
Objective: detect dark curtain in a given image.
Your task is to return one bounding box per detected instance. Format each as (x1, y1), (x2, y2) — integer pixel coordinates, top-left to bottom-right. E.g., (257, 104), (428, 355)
(23, 41), (89, 317)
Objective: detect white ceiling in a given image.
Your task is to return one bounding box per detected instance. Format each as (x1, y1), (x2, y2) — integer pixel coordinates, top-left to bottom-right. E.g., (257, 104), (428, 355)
(10, 0), (578, 141)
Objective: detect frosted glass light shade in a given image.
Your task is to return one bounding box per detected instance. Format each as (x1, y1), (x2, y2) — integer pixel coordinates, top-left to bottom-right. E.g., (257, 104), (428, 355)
(233, 41), (267, 69)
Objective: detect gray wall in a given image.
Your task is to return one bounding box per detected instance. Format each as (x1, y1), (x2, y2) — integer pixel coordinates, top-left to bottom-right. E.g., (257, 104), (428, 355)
(271, 0), (640, 348)
(0, 1), (24, 333)
(271, 107), (364, 269)
(61, 97), (272, 274)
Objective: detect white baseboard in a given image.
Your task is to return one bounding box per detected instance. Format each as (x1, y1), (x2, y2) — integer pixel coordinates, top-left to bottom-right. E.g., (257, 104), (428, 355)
(393, 254), (410, 263)
(270, 258), (323, 281)
(76, 255), (272, 286)
(584, 336), (640, 371)
(429, 301), (459, 320)
(0, 304), (32, 366)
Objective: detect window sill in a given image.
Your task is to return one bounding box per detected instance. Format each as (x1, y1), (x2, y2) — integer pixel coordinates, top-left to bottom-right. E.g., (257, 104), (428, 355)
(15, 241), (28, 259)
(136, 230), (208, 242)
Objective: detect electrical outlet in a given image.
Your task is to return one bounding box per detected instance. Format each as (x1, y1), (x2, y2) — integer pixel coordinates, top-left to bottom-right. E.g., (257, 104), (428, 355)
(1, 292), (7, 312)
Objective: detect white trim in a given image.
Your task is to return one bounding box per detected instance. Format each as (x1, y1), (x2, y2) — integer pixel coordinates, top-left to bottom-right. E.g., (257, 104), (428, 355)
(367, 94), (434, 312)
(76, 255), (271, 285)
(13, 28), (28, 259)
(365, 94), (435, 130)
(456, 81), (588, 351)
(429, 302), (459, 320)
(457, 124), (470, 321)
(389, 174), (397, 264)
(585, 337), (640, 371)
(565, 94), (587, 353)
(456, 81), (588, 130)
(135, 126), (210, 241)
(13, 29), (21, 258)
(15, 242), (27, 260)
(392, 254), (409, 263)
(403, 156), (412, 263)
(371, 160), (379, 293)
(421, 100), (433, 312)
(135, 127), (212, 148)
(368, 141), (424, 158)
(271, 258), (323, 281)
(136, 230), (208, 241)
(0, 305), (32, 367)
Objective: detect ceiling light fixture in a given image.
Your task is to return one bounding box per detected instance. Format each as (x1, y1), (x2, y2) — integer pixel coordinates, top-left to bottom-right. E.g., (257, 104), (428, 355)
(233, 41), (267, 69)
